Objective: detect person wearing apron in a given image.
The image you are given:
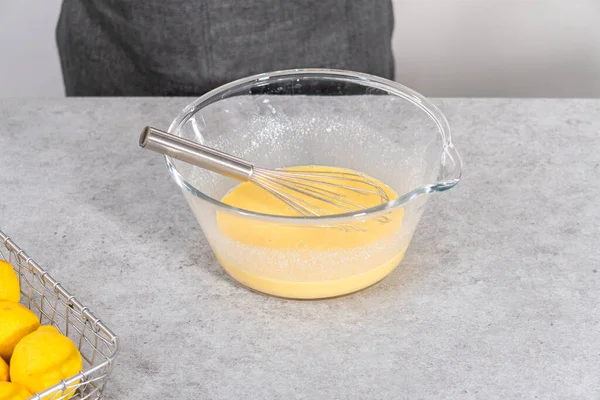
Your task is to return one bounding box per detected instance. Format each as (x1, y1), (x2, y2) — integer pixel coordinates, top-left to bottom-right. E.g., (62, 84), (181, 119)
(56, 0), (395, 96)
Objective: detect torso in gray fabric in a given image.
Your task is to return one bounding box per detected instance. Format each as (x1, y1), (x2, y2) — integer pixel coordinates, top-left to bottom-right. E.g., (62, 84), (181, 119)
(56, 0), (395, 96)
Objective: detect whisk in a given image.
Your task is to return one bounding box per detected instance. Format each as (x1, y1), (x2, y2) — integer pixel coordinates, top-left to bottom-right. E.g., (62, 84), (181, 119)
(139, 127), (390, 223)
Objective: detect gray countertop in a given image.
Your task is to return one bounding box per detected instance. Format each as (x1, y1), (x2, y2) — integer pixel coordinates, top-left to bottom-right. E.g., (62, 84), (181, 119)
(1, 98), (599, 399)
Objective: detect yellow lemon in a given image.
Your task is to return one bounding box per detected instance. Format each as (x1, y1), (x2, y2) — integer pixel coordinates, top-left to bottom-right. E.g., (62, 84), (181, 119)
(0, 382), (32, 400)
(0, 260), (20, 303)
(0, 301), (40, 362)
(10, 326), (83, 400)
(0, 358), (8, 382)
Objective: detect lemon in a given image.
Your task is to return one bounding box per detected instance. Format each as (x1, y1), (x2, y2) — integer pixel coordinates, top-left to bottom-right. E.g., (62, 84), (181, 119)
(0, 358), (7, 382)
(0, 382), (32, 400)
(11, 326), (83, 400)
(0, 301), (40, 362)
(0, 260), (20, 303)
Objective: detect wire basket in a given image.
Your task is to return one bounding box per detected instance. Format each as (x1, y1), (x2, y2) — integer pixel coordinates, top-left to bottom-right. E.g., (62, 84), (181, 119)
(0, 229), (119, 400)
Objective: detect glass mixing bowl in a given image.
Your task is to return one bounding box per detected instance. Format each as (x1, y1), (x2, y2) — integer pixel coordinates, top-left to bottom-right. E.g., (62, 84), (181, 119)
(165, 69), (462, 299)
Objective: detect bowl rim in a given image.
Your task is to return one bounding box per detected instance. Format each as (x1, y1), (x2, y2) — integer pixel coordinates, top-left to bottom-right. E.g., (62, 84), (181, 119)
(165, 68), (463, 224)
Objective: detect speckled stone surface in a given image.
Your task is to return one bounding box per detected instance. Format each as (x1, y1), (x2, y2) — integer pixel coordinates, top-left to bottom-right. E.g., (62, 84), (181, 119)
(0, 98), (599, 399)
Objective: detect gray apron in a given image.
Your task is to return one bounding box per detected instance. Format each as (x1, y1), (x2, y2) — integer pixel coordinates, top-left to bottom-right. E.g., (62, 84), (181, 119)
(56, 0), (395, 96)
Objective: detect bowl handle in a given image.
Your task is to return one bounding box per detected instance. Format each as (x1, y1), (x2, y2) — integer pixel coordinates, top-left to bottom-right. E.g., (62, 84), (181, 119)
(434, 142), (463, 191)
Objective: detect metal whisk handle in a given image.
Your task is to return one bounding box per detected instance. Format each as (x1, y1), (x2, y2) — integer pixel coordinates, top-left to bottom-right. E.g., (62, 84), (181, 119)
(139, 126), (254, 181)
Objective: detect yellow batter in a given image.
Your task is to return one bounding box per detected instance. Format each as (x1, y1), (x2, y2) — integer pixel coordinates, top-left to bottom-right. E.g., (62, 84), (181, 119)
(216, 166), (405, 299)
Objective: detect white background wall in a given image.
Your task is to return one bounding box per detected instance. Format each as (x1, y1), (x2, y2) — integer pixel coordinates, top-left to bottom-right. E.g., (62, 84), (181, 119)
(0, 0), (64, 97)
(1, 0), (599, 98)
